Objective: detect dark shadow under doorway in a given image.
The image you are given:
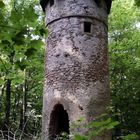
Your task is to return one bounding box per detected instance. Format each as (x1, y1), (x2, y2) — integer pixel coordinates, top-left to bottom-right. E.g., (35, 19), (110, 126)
(49, 104), (69, 139)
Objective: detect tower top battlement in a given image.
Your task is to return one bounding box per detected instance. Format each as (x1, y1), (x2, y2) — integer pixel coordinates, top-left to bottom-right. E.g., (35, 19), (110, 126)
(40, 0), (112, 26)
(40, 0), (112, 14)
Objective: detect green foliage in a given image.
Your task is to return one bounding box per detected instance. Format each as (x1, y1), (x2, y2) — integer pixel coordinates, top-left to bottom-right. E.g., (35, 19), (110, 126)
(69, 115), (119, 140)
(135, 0), (140, 6)
(0, 0), (5, 8)
(109, 0), (140, 138)
(60, 115), (138, 140)
(73, 134), (87, 140)
(122, 134), (138, 140)
(0, 0), (46, 138)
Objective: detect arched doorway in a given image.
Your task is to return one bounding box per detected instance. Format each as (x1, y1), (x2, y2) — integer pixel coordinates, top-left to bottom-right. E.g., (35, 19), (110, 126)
(49, 104), (69, 139)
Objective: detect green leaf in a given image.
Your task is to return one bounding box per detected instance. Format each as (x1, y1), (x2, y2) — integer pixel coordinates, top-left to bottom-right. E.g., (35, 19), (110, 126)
(136, 48), (140, 58)
(0, 1), (5, 8)
(135, 0), (140, 7)
(122, 134), (138, 140)
(24, 48), (37, 57)
(0, 77), (5, 86)
(106, 121), (120, 130)
(15, 60), (28, 71)
(29, 40), (44, 49)
(73, 134), (87, 140)
(10, 10), (21, 25)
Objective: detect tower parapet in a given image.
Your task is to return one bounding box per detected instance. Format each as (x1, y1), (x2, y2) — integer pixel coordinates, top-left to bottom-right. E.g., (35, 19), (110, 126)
(41, 0), (111, 25)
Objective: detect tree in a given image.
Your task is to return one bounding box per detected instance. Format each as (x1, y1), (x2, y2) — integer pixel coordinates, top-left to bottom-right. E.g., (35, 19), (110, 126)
(0, 0), (46, 138)
(109, 0), (140, 138)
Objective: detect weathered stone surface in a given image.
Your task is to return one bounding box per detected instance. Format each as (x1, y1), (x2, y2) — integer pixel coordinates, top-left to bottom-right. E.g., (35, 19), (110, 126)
(44, 0), (108, 25)
(40, 0), (112, 14)
(42, 0), (111, 139)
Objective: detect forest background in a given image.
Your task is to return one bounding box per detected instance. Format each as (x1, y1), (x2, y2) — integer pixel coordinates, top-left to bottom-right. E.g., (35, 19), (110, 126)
(0, 0), (140, 139)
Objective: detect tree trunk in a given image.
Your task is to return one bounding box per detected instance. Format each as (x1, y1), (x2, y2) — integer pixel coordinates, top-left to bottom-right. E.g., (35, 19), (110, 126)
(23, 76), (27, 133)
(2, 79), (11, 139)
(19, 70), (28, 136)
(4, 79), (11, 129)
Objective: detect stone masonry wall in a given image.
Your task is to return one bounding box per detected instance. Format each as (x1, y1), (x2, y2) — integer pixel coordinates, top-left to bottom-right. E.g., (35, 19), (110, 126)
(45, 0), (108, 25)
(42, 0), (110, 139)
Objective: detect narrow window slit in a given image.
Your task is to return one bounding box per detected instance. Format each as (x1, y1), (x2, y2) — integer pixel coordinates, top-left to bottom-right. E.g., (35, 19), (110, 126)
(84, 22), (92, 33)
(50, 0), (54, 7)
(94, 0), (101, 7)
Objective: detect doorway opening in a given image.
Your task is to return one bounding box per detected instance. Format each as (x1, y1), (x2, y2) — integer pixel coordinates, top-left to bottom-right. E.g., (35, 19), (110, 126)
(49, 104), (69, 139)
(50, 0), (54, 7)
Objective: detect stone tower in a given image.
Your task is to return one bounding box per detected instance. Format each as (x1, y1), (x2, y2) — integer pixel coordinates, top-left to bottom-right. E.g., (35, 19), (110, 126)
(40, 0), (112, 139)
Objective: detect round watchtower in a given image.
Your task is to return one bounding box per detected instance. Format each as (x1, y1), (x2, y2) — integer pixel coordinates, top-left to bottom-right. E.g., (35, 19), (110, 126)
(40, 0), (112, 139)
